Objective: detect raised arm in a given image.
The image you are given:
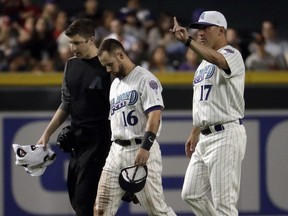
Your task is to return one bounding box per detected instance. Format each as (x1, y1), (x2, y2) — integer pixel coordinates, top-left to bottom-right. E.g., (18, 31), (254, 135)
(170, 17), (229, 70)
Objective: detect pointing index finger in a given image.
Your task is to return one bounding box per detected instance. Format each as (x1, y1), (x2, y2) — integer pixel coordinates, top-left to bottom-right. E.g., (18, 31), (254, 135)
(173, 17), (179, 26)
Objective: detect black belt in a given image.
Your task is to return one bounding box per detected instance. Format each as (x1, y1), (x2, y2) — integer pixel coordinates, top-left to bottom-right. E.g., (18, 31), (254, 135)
(114, 139), (142, 146)
(200, 119), (243, 135)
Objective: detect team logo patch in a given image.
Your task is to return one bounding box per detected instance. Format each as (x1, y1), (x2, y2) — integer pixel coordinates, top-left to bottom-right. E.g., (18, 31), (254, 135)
(110, 90), (139, 115)
(200, 12), (205, 19)
(193, 65), (216, 84)
(149, 80), (158, 90)
(17, 148), (27, 157)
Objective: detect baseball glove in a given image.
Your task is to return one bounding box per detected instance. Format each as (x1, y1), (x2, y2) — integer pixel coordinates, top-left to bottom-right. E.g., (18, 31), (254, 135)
(56, 125), (75, 152)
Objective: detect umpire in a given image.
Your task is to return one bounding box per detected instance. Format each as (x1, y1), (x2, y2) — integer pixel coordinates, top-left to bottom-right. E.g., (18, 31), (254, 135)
(37, 18), (112, 216)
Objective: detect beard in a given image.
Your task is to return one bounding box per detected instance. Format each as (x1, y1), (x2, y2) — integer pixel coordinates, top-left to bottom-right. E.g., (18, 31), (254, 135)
(114, 64), (126, 79)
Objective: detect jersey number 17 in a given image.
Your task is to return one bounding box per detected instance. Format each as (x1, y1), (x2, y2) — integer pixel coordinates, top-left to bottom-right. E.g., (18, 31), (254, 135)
(200, 84), (212, 101)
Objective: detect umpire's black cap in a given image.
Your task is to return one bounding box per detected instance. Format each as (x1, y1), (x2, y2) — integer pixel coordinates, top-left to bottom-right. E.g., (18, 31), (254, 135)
(119, 165), (148, 193)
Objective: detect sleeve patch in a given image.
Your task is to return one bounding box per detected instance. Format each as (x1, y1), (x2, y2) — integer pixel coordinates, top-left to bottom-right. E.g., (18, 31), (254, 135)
(149, 80), (158, 90)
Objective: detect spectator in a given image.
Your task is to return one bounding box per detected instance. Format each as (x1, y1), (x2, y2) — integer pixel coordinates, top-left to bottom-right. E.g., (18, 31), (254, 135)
(118, 0), (149, 41)
(0, 50), (9, 72)
(146, 45), (174, 73)
(41, 0), (59, 31)
(7, 50), (29, 72)
(117, 7), (147, 64)
(261, 20), (288, 69)
(122, 0), (150, 21)
(23, 16), (57, 71)
(118, 7), (146, 42)
(18, 0), (42, 24)
(178, 48), (200, 72)
(226, 27), (242, 52)
(94, 10), (115, 45)
(226, 27), (250, 60)
(130, 12), (185, 68)
(0, 15), (21, 70)
(138, 10), (156, 32)
(137, 11), (161, 66)
(54, 31), (73, 71)
(148, 13), (186, 68)
(53, 11), (69, 39)
(160, 13), (186, 50)
(105, 18), (141, 63)
(245, 34), (282, 71)
(14, 15), (35, 44)
(1, 0), (23, 23)
(76, 0), (103, 26)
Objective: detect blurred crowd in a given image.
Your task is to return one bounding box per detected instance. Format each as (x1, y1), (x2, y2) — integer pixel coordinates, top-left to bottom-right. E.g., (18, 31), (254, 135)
(1, 0), (288, 73)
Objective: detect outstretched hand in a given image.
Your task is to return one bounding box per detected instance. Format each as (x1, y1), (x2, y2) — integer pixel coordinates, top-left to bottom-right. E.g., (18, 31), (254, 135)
(170, 17), (188, 43)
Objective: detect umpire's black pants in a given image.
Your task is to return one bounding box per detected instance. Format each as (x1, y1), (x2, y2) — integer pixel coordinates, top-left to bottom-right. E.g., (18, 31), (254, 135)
(67, 136), (111, 216)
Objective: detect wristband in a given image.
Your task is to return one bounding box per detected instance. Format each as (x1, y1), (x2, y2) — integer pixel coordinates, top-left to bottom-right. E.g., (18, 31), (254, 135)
(141, 131), (156, 151)
(185, 36), (193, 47)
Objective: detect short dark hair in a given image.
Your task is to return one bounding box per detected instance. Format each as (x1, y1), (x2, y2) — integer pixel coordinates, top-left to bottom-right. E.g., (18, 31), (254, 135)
(98, 38), (126, 56)
(262, 20), (278, 30)
(65, 18), (96, 39)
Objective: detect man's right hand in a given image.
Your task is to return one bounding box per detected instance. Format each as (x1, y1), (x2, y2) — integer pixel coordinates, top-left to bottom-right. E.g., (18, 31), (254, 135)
(37, 133), (50, 150)
(170, 17), (189, 43)
(185, 127), (200, 158)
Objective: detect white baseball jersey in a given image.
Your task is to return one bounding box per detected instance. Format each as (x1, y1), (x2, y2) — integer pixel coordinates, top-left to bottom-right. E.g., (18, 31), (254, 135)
(192, 45), (245, 127)
(109, 66), (164, 140)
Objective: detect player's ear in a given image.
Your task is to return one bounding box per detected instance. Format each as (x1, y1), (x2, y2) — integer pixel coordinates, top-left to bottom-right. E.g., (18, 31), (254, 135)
(117, 51), (125, 60)
(219, 27), (225, 36)
(88, 36), (95, 45)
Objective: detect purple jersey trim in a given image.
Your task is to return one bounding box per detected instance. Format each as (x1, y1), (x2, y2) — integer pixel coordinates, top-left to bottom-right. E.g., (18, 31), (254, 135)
(145, 105), (162, 114)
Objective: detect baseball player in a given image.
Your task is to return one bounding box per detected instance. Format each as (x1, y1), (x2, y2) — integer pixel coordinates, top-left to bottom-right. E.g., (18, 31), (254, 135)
(94, 38), (176, 216)
(171, 11), (247, 215)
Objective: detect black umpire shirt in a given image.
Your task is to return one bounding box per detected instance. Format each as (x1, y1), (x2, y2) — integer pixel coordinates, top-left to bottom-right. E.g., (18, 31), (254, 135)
(60, 56), (111, 133)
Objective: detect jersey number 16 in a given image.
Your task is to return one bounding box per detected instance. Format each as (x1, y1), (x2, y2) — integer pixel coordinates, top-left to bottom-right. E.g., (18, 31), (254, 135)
(122, 110), (138, 126)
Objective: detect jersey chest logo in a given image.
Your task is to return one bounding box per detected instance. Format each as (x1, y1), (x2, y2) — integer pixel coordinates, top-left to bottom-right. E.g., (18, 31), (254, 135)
(193, 65), (216, 84)
(110, 90), (138, 115)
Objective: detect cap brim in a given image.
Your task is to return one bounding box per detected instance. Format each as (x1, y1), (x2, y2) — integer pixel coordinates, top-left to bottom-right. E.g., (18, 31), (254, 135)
(189, 22), (217, 29)
(26, 166), (47, 176)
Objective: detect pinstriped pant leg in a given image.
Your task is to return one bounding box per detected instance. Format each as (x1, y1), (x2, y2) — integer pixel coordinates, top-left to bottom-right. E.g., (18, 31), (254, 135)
(137, 142), (177, 216)
(94, 143), (124, 216)
(181, 143), (218, 216)
(208, 124), (246, 216)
